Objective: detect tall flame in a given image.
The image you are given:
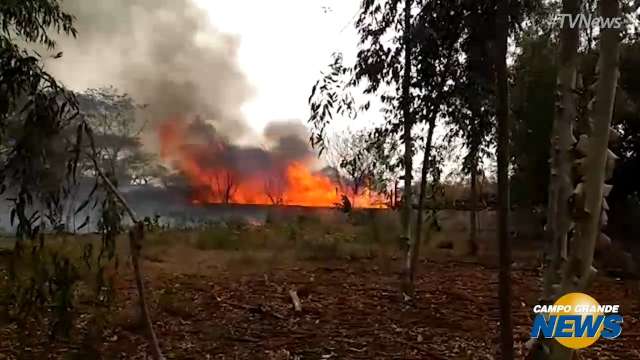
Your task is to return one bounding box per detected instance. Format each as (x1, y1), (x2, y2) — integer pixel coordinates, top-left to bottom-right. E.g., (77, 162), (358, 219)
(158, 117), (387, 208)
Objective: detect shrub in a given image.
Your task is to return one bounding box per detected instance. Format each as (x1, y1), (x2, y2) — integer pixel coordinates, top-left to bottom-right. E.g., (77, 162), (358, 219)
(194, 227), (240, 251)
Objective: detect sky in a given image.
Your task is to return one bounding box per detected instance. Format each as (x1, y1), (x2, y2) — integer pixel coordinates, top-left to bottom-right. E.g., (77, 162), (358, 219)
(39, 0), (463, 177)
(191, 0), (362, 135)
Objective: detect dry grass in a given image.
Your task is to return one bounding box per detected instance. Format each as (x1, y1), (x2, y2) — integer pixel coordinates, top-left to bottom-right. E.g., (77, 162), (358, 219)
(141, 211), (404, 273)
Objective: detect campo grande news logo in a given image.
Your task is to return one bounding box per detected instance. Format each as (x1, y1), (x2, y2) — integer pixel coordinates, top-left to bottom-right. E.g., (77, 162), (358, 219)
(530, 292), (623, 349)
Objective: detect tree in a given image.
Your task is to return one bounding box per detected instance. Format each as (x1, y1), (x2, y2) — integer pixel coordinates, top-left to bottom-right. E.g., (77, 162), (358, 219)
(366, 132), (403, 208)
(398, 0), (416, 296)
(205, 171), (237, 204)
(510, 31), (557, 208)
(0, 3), (164, 358)
(607, 35), (640, 252)
(75, 86), (152, 185)
(308, 0), (422, 294)
(457, 1), (500, 257)
(531, 0), (623, 358)
(62, 87), (158, 231)
(0, 0), (79, 237)
(495, 0), (514, 357)
(407, 0), (467, 291)
(0, 1), (81, 338)
(324, 130), (376, 207)
(264, 174), (286, 205)
(540, 0), (581, 309)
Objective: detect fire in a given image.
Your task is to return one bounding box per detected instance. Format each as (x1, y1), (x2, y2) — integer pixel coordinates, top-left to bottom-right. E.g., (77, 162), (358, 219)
(158, 117), (387, 208)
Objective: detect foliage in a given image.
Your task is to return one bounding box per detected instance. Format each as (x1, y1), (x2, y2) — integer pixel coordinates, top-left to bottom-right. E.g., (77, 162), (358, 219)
(510, 32), (557, 206)
(0, 0), (83, 341)
(608, 39), (640, 243)
(75, 86), (157, 185)
(324, 129), (377, 203)
(308, 53), (358, 154)
(195, 226), (242, 251)
(0, 1), (131, 345)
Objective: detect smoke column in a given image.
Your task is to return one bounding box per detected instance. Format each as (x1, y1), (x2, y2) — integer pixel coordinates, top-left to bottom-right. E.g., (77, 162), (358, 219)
(43, 0), (253, 141)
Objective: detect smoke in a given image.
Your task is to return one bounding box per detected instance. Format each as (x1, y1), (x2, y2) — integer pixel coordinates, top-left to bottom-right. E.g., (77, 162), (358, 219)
(40, 0), (325, 205)
(44, 0), (253, 140)
(263, 121), (313, 160)
(160, 116), (313, 182)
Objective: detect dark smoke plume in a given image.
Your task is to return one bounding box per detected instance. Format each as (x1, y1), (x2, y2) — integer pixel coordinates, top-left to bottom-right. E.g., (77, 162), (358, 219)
(39, 0), (322, 207)
(43, 0), (254, 141)
(163, 117), (314, 182)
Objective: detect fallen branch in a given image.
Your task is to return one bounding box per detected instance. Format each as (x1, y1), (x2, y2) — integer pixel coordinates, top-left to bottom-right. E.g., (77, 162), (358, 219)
(85, 125), (164, 360)
(289, 289), (302, 312)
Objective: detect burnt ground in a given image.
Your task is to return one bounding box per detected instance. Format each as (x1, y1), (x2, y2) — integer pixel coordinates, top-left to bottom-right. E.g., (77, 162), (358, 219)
(1, 249), (639, 360)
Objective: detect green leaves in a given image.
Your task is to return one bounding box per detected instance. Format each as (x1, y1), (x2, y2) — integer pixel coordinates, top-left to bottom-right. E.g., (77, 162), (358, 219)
(0, 0), (77, 48)
(308, 53), (357, 155)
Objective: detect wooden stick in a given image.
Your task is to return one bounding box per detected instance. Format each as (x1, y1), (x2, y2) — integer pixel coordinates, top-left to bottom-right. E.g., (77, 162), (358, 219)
(289, 289), (302, 312)
(85, 126), (164, 360)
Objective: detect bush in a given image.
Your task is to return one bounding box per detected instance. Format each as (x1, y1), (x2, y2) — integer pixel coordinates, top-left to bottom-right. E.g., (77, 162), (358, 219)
(295, 235), (341, 261)
(224, 216), (249, 231)
(355, 211), (401, 246)
(194, 227), (240, 251)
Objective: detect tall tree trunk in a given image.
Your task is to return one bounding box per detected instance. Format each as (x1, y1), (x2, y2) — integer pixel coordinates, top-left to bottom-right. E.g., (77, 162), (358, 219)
(469, 112), (479, 256)
(542, 0), (581, 303)
(393, 180), (398, 208)
(532, 1), (621, 359)
(567, 0), (620, 291)
(495, 0), (513, 358)
(400, 0), (415, 296)
(470, 154), (478, 255)
(534, 2), (581, 359)
(408, 119), (436, 291)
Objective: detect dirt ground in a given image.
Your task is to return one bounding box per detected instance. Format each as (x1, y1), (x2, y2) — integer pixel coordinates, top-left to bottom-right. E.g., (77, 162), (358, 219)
(1, 246), (639, 360)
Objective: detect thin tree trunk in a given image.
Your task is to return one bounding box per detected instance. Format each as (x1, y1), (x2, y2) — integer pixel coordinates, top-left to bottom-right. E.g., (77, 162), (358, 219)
(541, 0), (581, 303)
(86, 127), (164, 360)
(400, 0), (415, 295)
(394, 180), (399, 208)
(495, 0), (513, 357)
(409, 119), (436, 290)
(129, 222), (164, 360)
(469, 114), (479, 255)
(470, 157), (478, 255)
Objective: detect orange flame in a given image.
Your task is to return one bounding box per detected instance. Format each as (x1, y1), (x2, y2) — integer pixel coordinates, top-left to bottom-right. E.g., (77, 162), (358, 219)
(158, 118), (387, 208)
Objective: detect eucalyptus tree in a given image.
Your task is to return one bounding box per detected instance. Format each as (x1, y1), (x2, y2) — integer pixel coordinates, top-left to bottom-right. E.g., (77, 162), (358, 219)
(309, 0), (471, 294)
(495, 0), (514, 356)
(510, 31), (557, 208)
(0, 2), (163, 358)
(608, 39), (640, 245)
(308, 0), (420, 295)
(324, 129), (377, 206)
(445, 53), (495, 255)
(530, 0), (624, 358)
(0, 1), (80, 343)
(75, 87), (153, 185)
(406, 0), (467, 293)
(0, 1), (78, 237)
(457, 1), (502, 257)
